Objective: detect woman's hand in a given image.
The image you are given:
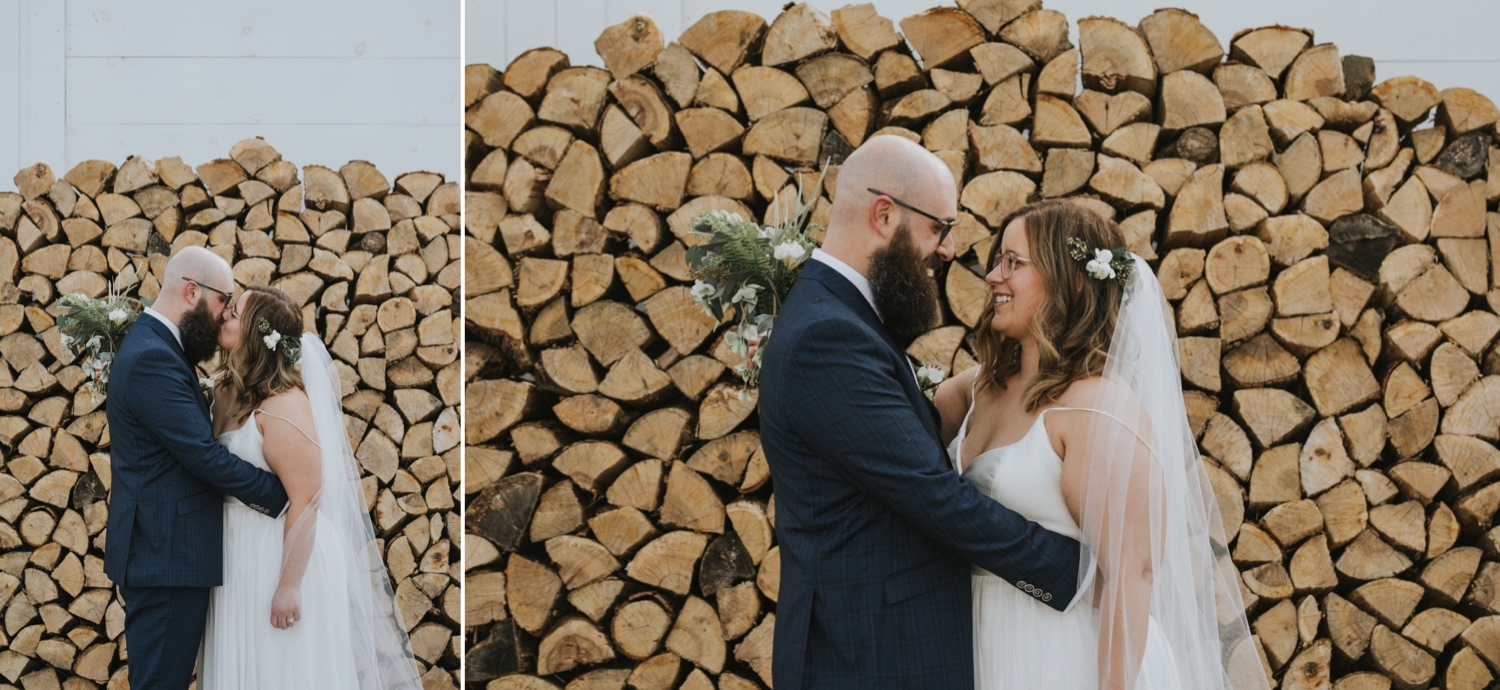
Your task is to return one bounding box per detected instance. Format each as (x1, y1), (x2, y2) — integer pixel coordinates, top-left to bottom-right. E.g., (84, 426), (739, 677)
(271, 585), (301, 629)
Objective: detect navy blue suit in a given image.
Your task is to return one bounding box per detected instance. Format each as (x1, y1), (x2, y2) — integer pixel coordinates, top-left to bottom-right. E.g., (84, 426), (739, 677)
(758, 260), (1083, 689)
(105, 315), (288, 688)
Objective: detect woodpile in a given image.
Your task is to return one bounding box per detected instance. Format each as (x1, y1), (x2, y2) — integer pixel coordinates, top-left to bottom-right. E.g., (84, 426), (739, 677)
(467, 3), (1500, 688)
(0, 139), (460, 688)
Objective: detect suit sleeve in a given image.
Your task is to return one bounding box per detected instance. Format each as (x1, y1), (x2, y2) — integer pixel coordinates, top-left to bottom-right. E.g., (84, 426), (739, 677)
(784, 317), (1081, 609)
(119, 347), (290, 516)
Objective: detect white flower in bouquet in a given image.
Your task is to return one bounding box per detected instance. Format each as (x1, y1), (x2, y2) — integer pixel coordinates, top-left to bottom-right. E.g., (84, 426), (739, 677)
(773, 241), (806, 264)
(709, 209), (745, 224)
(1086, 249), (1116, 280)
(107, 308), (128, 324)
(758, 225), (775, 240)
(86, 335), (102, 350)
(731, 285), (760, 306)
(60, 334), (72, 349)
(691, 280), (716, 301)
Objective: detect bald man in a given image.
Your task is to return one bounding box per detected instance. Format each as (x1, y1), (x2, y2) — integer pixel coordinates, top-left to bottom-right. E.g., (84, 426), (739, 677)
(758, 136), (1083, 689)
(105, 247), (289, 689)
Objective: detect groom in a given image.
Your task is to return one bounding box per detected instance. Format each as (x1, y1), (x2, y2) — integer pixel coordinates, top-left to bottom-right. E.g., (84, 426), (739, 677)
(759, 136), (1083, 689)
(105, 247), (288, 689)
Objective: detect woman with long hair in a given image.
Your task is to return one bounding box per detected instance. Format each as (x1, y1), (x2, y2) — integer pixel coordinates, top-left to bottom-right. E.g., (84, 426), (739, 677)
(934, 200), (1268, 690)
(200, 284), (422, 688)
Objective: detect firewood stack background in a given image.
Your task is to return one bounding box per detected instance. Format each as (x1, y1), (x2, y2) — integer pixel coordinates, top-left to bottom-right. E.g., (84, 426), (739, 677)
(465, 2), (1500, 688)
(0, 139), (462, 688)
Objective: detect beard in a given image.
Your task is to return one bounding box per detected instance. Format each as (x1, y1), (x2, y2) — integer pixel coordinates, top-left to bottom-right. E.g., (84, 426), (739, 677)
(179, 298), (223, 365)
(868, 220), (943, 347)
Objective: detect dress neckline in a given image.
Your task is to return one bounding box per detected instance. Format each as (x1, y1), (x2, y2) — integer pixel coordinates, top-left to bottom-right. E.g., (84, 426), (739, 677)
(216, 409), (261, 441)
(955, 404), (1055, 473)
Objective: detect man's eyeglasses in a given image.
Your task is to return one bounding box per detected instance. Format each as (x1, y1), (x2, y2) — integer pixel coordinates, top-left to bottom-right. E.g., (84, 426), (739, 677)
(992, 251), (1033, 281)
(867, 188), (956, 245)
(187, 278), (232, 303)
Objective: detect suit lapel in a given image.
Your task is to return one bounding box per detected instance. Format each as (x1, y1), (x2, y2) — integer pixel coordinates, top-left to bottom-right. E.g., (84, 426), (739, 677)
(799, 261), (943, 443)
(138, 316), (211, 420)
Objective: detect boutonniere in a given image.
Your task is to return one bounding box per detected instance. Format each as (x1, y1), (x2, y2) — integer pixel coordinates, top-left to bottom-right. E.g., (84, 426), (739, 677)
(199, 376), (215, 401)
(915, 364), (946, 401)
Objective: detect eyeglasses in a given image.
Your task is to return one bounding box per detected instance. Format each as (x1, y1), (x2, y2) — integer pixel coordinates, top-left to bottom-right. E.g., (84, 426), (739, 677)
(993, 251), (1033, 280)
(187, 278), (232, 303)
(867, 187), (956, 245)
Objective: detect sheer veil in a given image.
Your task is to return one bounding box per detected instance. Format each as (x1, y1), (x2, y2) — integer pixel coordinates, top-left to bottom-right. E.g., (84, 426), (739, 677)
(1074, 255), (1270, 690)
(281, 332), (424, 688)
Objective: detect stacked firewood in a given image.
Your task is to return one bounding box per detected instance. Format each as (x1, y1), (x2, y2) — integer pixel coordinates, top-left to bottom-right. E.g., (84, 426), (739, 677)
(466, 3), (1500, 688)
(0, 139), (461, 688)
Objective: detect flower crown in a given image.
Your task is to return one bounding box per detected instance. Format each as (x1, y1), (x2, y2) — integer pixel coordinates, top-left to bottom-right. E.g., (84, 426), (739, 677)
(1066, 237), (1134, 289)
(258, 318), (302, 365)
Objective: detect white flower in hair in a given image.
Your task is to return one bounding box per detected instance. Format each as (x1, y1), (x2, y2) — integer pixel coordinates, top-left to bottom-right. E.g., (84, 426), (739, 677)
(107, 308), (127, 324)
(1086, 249), (1116, 280)
(773, 241), (805, 263)
(264, 331), (282, 351)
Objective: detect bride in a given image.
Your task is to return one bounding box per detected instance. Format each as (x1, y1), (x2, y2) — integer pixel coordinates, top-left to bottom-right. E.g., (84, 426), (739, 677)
(201, 284), (423, 688)
(934, 200), (1270, 689)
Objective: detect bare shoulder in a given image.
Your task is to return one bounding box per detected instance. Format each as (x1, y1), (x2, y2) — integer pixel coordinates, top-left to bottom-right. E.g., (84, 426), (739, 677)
(933, 365), (980, 412)
(258, 388), (315, 431)
(1055, 376), (1142, 412)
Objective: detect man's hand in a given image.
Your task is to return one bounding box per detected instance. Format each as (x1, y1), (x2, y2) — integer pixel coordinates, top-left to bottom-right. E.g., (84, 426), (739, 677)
(271, 585), (301, 629)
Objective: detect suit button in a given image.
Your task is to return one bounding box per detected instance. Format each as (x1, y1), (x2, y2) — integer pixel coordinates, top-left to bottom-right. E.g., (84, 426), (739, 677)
(1017, 580), (1027, 588)
(1042, 593), (1052, 602)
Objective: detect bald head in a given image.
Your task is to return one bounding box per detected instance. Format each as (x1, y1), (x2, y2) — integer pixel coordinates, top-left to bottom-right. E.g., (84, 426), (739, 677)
(823, 135), (958, 273)
(154, 246), (234, 322)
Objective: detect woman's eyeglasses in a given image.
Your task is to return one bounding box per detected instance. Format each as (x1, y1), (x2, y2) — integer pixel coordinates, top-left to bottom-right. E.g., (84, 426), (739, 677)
(993, 251), (1032, 280)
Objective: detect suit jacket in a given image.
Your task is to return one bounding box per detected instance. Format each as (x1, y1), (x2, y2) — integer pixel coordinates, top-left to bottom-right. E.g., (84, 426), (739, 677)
(758, 260), (1083, 690)
(104, 315), (288, 587)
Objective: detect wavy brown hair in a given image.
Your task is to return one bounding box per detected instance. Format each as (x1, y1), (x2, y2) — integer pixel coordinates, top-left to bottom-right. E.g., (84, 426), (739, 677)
(975, 199), (1127, 411)
(221, 285), (304, 424)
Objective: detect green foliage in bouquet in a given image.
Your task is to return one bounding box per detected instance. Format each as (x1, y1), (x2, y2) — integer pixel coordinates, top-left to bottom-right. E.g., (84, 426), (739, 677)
(56, 283), (148, 399)
(686, 175), (823, 394)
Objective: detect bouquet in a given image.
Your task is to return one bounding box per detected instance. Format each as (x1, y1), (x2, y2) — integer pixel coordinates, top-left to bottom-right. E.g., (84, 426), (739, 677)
(56, 282), (146, 399)
(686, 176), (822, 397)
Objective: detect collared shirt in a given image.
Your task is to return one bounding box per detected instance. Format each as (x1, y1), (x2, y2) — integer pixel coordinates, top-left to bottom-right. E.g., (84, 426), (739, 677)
(142, 307), (182, 348)
(811, 249), (876, 315)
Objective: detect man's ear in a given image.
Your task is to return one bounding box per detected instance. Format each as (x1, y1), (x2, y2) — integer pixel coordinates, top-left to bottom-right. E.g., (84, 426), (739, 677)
(868, 198), (894, 239)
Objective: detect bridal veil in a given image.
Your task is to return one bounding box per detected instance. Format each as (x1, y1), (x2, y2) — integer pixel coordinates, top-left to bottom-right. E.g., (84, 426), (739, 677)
(1072, 256), (1270, 690)
(282, 333), (424, 687)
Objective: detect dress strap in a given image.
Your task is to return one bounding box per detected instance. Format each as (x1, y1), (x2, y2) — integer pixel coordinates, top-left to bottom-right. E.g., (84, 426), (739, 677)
(253, 409), (322, 449)
(1037, 407), (1153, 452)
(953, 379), (980, 472)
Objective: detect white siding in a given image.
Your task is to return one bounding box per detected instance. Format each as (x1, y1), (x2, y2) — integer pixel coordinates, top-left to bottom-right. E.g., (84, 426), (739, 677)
(471, 0), (1500, 110)
(1, 0), (460, 192)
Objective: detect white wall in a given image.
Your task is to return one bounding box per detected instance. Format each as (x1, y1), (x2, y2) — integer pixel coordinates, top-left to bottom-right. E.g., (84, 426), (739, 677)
(1, 0), (460, 193)
(467, 0), (1500, 114)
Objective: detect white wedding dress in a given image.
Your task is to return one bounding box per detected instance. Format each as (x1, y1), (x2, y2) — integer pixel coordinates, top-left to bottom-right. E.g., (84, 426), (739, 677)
(200, 409), (361, 688)
(948, 402), (1184, 689)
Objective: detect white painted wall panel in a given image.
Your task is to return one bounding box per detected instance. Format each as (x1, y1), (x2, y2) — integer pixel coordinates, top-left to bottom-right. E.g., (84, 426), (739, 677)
(66, 57), (455, 125)
(18, 0), (66, 178)
(1, 1), (21, 178)
(65, 0), (457, 58)
(1, 1), (459, 192)
(475, 0), (1500, 111)
(467, 0), (509, 69)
